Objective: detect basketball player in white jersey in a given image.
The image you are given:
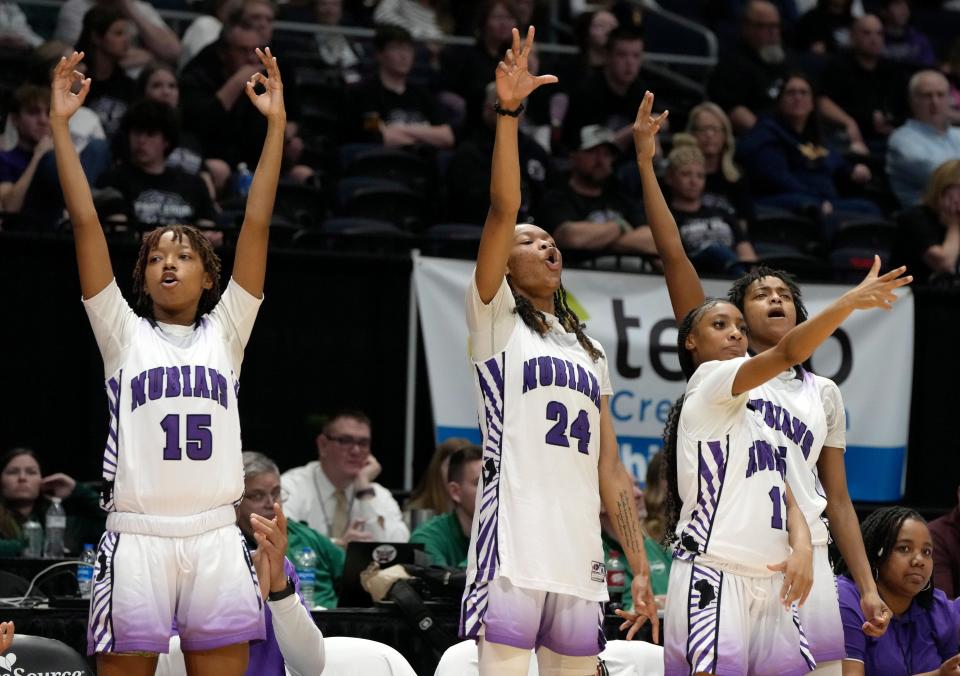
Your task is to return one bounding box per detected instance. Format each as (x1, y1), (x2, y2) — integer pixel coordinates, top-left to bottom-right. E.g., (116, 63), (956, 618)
(51, 48), (285, 676)
(461, 26), (657, 676)
(628, 91), (893, 674)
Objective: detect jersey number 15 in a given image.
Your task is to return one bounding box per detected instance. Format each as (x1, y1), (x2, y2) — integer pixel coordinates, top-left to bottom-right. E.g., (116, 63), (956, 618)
(160, 414), (212, 461)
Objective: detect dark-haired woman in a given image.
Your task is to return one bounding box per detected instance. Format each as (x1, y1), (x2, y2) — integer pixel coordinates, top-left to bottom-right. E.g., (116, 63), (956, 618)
(837, 507), (960, 675)
(632, 90), (894, 674)
(75, 5), (136, 137)
(460, 27), (656, 675)
(52, 46), (284, 675)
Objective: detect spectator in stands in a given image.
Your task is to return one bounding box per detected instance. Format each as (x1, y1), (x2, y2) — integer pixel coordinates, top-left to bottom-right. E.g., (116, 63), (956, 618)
(446, 81), (552, 225)
(571, 9), (620, 78)
(880, 0), (935, 68)
(0, 84), (110, 229)
(409, 445), (482, 568)
(563, 27), (652, 152)
(75, 5), (137, 138)
(54, 0), (181, 68)
(893, 159), (960, 283)
(616, 453), (673, 614)
(240, 0), (276, 47)
(793, 0), (855, 54)
(282, 410), (410, 546)
(98, 100), (216, 228)
(345, 24), (454, 148)
(930, 484), (960, 599)
(708, 0), (795, 133)
(886, 70), (960, 207)
(945, 39), (960, 127)
(540, 124), (655, 255)
(737, 72), (880, 226)
(837, 507), (960, 675)
(238, 452), (344, 608)
(180, 13), (311, 183)
(0, 3), (43, 52)
(685, 102), (757, 231)
(179, 0), (241, 70)
(405, 437), (474, 515)
(373, 0), (449, 41)
(818, 14), (906, 155)
(664, 138), (756, 275)
(0, 448), (105, 557)
(313, 0), (363, 84)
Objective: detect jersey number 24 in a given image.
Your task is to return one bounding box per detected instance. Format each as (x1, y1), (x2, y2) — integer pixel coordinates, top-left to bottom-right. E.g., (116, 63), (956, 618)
(545, 401), (591, 454)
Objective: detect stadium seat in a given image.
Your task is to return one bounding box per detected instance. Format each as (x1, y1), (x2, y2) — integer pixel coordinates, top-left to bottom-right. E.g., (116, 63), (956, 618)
(425, 224), (483, 241)
(273, 182), (328, 229)
(830, 218), (897, 251)
(750, 214), (824, 255)
(433, 639), (664, 675)
(342, 147), (432, 193)
(341, 184), (425, 231)
(292, 218), (411, 248)
(0, 634), (90, 675)
(756, 250), (832, 280)
(323, 636), (417, 676)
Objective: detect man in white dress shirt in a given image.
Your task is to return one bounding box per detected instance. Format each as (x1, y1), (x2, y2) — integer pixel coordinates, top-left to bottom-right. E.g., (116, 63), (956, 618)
(282, 410), (409, 547)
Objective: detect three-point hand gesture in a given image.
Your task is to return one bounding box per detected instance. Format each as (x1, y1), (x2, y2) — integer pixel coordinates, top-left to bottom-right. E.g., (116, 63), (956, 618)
(632, 91), (668, 165)
(842, 256), (912, 311)
(245, 47), (286, 121)
(50, 52), (91, 122)
(495, 26), (557, 110)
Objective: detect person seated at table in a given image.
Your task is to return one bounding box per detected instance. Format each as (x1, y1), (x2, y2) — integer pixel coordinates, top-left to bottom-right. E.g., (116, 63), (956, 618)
(836, 506), (960, 675)
(0, 447), (104, 557)
(409, 445), (482, 568)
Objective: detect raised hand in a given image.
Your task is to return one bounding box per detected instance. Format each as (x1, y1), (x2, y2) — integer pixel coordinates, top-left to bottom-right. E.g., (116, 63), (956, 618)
(40, 473), (77, 499)
(842, 256), (912, 312)
(632, 91), (669, 165)
(251, 502), (290, 596)
(614, 572), (660, 644)
(495, 26), (558, 110)
(50, 52), (90, 122)
(245, 47), (286, 120)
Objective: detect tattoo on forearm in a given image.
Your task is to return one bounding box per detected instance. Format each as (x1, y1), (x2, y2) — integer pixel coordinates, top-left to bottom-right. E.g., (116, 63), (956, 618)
(614, 489), (644, 555)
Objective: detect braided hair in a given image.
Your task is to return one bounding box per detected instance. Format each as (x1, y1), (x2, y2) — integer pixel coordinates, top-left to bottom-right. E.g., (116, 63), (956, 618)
(508, 279), (604, 362)
(132, 225), (222, 323)
(836, 506), (934, 610)
(661, 298), (731, 546)
(727, 266), (809, 325)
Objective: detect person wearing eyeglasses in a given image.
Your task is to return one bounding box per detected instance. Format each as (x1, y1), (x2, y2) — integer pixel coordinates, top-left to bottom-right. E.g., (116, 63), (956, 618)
(282, 409), (410, 547)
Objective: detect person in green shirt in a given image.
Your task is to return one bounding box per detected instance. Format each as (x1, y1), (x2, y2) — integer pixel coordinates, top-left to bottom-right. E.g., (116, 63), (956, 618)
(0, 447), (106, 557)
(409, 444), (482, 568)
(237, 451), (344, 608)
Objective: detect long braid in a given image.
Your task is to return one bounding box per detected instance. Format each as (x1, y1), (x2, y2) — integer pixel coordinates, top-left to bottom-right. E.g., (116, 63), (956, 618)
(132, 225), (222, 323)
(508, 280), (604, 363)
(836, 506), (933, 609)
(660, 395), (684, 547)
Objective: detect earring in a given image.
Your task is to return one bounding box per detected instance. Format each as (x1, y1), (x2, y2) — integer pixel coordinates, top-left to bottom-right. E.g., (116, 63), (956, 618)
(922, 578), (932, 592)
(872, 567), (879, 581)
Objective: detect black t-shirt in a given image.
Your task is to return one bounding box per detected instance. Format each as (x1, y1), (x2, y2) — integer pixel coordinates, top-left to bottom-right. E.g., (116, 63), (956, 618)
(345, 76), (443, 141)
(707, 41), (794, 118)
(99, 164), (215, 226)
(538, 182), (643, 234)
(703, 170), (756, 225)
(893, 205), (956, 283)
(793, 7), (853, 52)
(672, 204), (745, 253)
(562, 73), (645, 151)
(819, 53), (908, 142)
(87, 69), (136, 137)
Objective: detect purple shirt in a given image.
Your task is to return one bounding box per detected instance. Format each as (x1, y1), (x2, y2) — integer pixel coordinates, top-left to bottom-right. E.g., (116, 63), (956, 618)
(837, 575), (960, 675)
(0, 146), (30, 183)
(246, 558), (307, 676)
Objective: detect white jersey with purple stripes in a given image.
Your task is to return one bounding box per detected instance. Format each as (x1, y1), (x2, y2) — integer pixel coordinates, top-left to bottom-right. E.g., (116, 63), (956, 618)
(674, 357), (792, 574)
(463, 277), (613, 602)
(82, 279), (261, 516)
(751, 368), (845, 547)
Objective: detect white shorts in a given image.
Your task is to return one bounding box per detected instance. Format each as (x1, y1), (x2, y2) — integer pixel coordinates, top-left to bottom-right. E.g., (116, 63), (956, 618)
(664, 559), (816, 676)
(460, 576), (605, 657)
(797, 545), (845, 663)
(86, 511), (265, 655)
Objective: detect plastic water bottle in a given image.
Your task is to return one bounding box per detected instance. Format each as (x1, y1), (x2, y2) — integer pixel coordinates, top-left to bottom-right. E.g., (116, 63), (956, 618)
(294, 546), (317, 608)
(78, 544), (95, 599)
(235, 162), (253, 197)
(43, 497), (66, 558)
(605, 549), (626, 611)
(23, 519), (43, 558)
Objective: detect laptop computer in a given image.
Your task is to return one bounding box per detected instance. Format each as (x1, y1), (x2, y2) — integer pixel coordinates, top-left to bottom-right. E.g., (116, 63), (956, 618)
(336, 541), (428, 607)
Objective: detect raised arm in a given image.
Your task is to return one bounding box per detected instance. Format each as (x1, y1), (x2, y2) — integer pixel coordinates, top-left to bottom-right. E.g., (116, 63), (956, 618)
(475, 26), (557, 303)
(633, 92), (705, 322)
(50, 52), (113, 300)
(731, 257), (911, 395)
(231, 47), (285, 299)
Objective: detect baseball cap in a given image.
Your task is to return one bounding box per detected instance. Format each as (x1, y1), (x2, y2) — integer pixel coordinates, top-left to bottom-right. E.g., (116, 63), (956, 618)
(577, 124), (618, 152)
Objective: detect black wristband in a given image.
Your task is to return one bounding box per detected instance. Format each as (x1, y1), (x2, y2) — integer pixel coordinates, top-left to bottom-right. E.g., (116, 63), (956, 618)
(267, 576), (296, 602)
(494, 102), (525, 117)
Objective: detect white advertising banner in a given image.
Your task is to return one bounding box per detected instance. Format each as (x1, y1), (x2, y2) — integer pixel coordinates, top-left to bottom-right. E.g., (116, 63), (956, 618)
(414, 255), (914, 501)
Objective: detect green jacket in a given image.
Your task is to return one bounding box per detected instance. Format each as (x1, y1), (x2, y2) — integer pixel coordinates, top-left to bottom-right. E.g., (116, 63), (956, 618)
(0, 484), (106, 557)
(409, 512), (470, 568)
(286, 519), (345, 609)
(601, 531), (672, 612)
